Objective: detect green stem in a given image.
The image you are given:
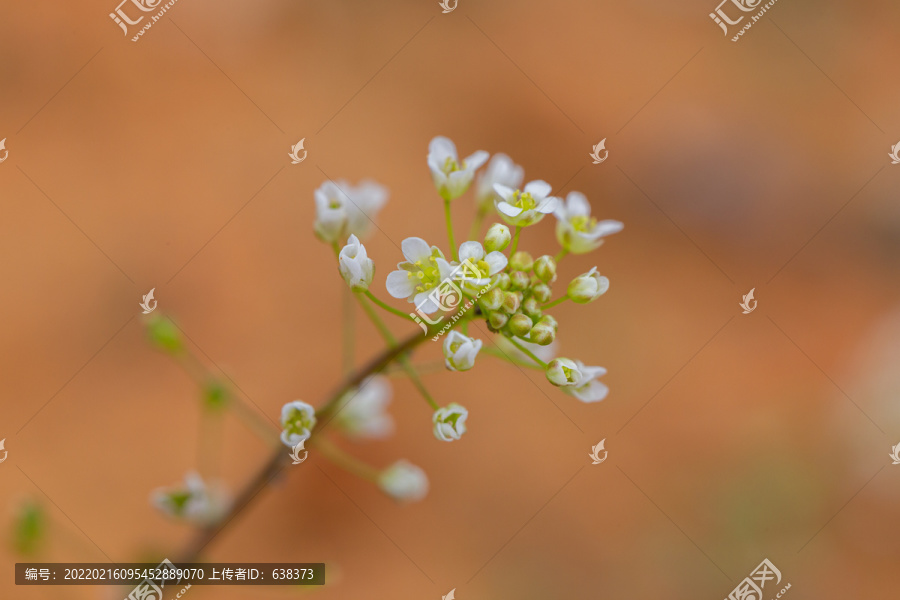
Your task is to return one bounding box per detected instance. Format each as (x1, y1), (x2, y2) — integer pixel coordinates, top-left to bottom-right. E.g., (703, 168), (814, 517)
(555, 248), (569, 263)
(505, 335), (549, 368)
(542, 295), (570, 310)
(364, 291), (415, 322)
(358, 294), (439, 410)
(468, 209), (486, 241)
(481, 346), (543, 369)
(311, 436), (380, 483)
(509, 226), (522, 256)
(444, 199), (458, 261)
(342, 286), (355, 375)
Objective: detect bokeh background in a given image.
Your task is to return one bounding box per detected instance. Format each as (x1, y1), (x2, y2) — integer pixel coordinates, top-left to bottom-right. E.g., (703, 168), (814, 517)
(2, 0), (900, 598)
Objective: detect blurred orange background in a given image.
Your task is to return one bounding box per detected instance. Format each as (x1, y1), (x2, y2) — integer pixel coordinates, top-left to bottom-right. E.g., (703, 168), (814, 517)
(2, 0), (900, 598)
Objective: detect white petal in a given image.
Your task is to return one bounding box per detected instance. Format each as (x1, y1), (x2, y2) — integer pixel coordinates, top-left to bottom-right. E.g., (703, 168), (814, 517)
(483, 251), (508, 274)
(464, 150), (489, 171)
(401, 237), (432, 262)
(414, 292), (440, 314)
(524, 180), (552, 198)
(536, 196), (560, 214)
(428, 136), (458, 163)
(386, 270), (416, 299)
(458, 241), (485, 263)
(497, 201), (523, 217)
(492, 183), (516, 202)
(570, 380), (609, 403)
(565, 191), (591, 217)
(591, 219), (624, 237)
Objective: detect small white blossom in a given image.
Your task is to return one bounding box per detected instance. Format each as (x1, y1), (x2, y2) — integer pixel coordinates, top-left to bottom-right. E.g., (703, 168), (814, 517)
(280, 400), (317, 447)
(554, 191), (623, 254)
(334, 376), (394, 440)
(475, 153), (524, 213)
(339, 234), (375, 291)
(456, 241), (508, 291)
(313, 179), (388, 243)
(443, 331), (482, 372)
(568, 267), (609, 303)
(378, 460), (429, 502)
(385, 237), (454, 314)
(494, 180), (559, 227)
(432, 402), (469, 441)
(427, 136), (489, 201)
(151, 472), (228, 525)
(545, 358), (608, 402)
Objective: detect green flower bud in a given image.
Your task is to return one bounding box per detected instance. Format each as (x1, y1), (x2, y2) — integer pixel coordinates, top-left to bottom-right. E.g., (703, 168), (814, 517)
(495, 272), (511, 290)
(539, 314), (558, 330)
(203, 380), (229, 411)
(488, 311), (509, 330)
(509, 251), (534, 272)
(508, 313), (534, 337)
(533, 255), (557, 283)
(13, 501), (44, 556)
(509, 270), (530, 291)
(568, 267), (609, 303)
(146, 315), (182, 354)
(522, 296), (542, 321)
(480, 287), (504, 311)
(484, 223), (512, 252)
(532, 282), (552, 304)
(501, 291), (521, 315)
(529, 320), (556, 346)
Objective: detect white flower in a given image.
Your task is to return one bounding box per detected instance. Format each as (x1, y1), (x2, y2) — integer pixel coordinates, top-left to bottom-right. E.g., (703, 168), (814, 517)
(443, 331), (482, 371)
(554, 191), (623, 254)
(280, 400), (317, 447)
(545, 359), (608, 401)
(475, 153), (524, 213)
(339, 234), (375, 291)
(313, 179), (388, 243)
(151, 472), (228, 526)
(494, 180), (560, 227)
(568, 267), (609, 303)
(427, 136), (489, 201)
(432, 402), (468, 441)
(385, 237), (454, 314)
(334, 376), (394, 440)
(456, 240), (508, 291)
(378, 460), (429, 502)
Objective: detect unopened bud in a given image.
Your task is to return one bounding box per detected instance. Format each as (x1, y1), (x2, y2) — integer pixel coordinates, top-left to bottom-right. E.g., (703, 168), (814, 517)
(501, 291), (521, 314)
(509, 270), (530, 291)
(509, 251), (534, 272)
(533, 255), (557, 283)
(146, 315), (182, 354)
(529, 320), (556, 346)
(508, 313), (534, 337)
(522, 296), (542, 321)
(532, 282), (552, 304)
(488, 311), (509, 330)
(495, 272), (511, 290)
(481, 287), (504, 311)
(484, 223), (512, 252)
(568, 267), (609, 304)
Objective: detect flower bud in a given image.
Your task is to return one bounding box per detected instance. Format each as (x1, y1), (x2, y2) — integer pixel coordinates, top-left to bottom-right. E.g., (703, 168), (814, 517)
(522, 296), (542, 321)
(532, 282), (552, 304)
(509, 270), (530, 291)
(568, 267), (609, 303)
(508, 313), (534, 337)
(480, 287), (504, 311)
(146, 315), (182, 354)
(484, 223), (511, 252)
(432, 402), (469, 441)
(501, 291), (521, 314)
(443, 331), (482, 372)
(495, 272), (511, 290)
(540, 314), (558, 330)
(280, 401), (317, 447)
(545, 358), (580, 387)
(533, 255), (557, 283)
(339, 234), (375, 291)
(379, 460), (428, 502)
(529, 319), (556, 345)
(509, 251), (534, 272)
(488, 311), (509, 330)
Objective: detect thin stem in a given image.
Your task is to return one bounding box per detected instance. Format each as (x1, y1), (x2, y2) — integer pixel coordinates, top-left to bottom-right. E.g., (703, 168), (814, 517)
(357, 293), (396, 345)
(505, 335), (549, 369)
(468, 209), (486, 241)
(342, 286), (355, 375)
(311, 436), (380, 483)
(509, 226), (522, 256)
(555, 248), (569, 263)
(364, 290), (415, 322)
(444, 199), (458, 261)
(542, 295), (570, 310)
(480, 346), (543, 370)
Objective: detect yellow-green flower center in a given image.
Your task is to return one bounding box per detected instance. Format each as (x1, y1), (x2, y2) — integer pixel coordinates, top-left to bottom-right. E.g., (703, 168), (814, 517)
(512, 191), (537, 210)
(570, 215), (598, 233)
(406, 255), (444, 293)
(442, 156), (462, 175)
